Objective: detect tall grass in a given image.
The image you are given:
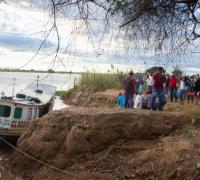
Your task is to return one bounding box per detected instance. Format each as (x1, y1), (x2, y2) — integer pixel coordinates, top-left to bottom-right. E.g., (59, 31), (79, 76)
(78, 72), (125, 91)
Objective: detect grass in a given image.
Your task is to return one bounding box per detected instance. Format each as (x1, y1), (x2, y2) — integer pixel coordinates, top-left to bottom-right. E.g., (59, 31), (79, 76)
(182, 127), (190, 138)
(165, 102), (200, 119)
(55, 91), (67, 97)
(72, 72), (125, 91)
(79, 72), (125, 91)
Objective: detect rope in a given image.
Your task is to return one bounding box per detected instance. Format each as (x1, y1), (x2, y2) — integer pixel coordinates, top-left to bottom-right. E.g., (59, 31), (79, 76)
(0, 137), (76, 177)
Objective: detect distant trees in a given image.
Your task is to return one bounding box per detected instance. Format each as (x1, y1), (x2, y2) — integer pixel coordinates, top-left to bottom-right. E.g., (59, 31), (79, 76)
(172, 66), (183, 77)
(48, 69), (55, 73)
(146, 66), (165, 74)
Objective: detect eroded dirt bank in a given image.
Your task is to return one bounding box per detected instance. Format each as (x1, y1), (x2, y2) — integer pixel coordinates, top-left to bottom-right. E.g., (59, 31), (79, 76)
(6, 107), (200, 179)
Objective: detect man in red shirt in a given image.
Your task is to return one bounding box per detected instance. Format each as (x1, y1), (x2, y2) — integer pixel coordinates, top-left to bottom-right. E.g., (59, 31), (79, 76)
(169, 75), (177, 102)
(124, 71), (135, 108)
(151, 67), (166, 111)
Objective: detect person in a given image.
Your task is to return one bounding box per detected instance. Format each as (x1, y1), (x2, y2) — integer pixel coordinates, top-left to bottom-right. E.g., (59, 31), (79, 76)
(187, 85), (195, 103)
(138, 80), (144, 94)
(195, 78), (200, 95)
(146, 73), (154, 92)
(135, 74), (141, 94)
(196, 91), (200, 104)
(124, 71), (135, 108)
(118, 92), (125, 109)
(134, 93), (143, 109)
(195, 78), (200, 104)
(179, 76), (187, 105)
(169, 75), (177, 102)
(144, 90), (153, 109)
(165, 74), (170, 98)
(151, 67), (166, 111)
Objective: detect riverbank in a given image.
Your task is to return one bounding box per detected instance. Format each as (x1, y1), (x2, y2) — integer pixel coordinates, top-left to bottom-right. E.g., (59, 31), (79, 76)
(3, 106), (200, 180)
(2, 73), (200, 179)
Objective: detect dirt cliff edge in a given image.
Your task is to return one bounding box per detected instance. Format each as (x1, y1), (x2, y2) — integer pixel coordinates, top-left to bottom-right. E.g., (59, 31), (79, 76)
(8, 107), (200, 180)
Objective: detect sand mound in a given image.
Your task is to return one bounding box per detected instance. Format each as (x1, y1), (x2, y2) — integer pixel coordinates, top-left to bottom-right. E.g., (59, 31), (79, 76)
(8, 107), (194, 179)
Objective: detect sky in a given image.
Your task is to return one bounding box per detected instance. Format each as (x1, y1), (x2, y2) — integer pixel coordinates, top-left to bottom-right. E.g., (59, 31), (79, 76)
(0, 1), (200, 74)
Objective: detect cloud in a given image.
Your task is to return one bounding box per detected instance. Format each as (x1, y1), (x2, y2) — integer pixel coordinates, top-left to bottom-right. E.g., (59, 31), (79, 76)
(0, 32), (54, 52)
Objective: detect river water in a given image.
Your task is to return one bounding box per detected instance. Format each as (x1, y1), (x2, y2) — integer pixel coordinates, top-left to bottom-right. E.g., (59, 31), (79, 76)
(0, 72), (79, 109)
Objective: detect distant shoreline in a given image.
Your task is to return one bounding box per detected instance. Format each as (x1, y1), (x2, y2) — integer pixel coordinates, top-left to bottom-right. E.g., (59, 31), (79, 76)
(0, 68), (82, 74)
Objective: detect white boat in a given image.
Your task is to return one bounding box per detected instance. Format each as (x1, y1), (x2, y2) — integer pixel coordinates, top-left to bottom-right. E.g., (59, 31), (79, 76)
(0, 83), (57, 136)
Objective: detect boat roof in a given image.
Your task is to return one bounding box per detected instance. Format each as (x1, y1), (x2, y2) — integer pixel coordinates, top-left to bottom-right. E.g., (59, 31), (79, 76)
(1, 83), (57, 106)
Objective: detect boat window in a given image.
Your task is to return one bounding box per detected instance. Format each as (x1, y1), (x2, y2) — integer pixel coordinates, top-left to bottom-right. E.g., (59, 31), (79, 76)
(0, 105), (11, 117)
(14, 107), (22, 119)
(27, 108), (32, 120)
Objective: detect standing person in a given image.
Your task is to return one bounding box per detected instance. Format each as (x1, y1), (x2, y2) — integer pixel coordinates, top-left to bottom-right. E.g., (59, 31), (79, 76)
(169, 75), (177, 102)
(179, 76), (187, 105)
(135, 74), (140, 94)
(151, 67), (166, 111)
(124, 71), (135, 108)
(146, 73), (154, 92)
(138, 80), (144, 94)
(165, 74), (170, 98)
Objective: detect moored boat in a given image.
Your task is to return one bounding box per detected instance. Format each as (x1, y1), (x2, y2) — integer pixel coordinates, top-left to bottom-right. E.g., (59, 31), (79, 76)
(0, 82), (56, 136)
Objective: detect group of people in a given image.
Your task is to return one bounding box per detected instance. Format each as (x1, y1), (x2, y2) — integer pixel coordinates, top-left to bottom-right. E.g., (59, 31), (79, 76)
(118, 68), (200, 110)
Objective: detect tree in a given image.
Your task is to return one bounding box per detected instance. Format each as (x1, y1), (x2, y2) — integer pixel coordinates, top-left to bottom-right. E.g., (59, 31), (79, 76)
(146, 66), (165, 73)
(2, 0), (200, 69)
(44, 0), (200, 51)
(172, 66), (183, 77)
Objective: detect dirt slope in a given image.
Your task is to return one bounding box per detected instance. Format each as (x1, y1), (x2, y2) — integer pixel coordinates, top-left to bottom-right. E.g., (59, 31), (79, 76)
(7, 107), (200, 179)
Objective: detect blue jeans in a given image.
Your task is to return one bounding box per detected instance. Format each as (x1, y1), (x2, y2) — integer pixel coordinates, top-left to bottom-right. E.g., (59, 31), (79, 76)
(151, 88), (166, 111)
(170, 88), (177, 102)
(125, 92), (133, 108)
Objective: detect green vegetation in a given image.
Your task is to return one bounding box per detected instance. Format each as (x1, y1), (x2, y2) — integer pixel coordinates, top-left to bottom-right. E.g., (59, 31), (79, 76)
(182, 127), (189, 138)
(55, 91), (67, 97)
(66, 70), (126, 97)
(78, 72), (125, 91)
